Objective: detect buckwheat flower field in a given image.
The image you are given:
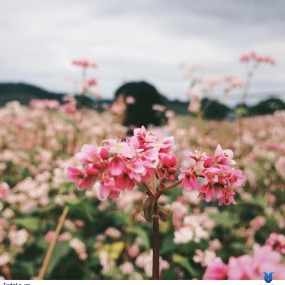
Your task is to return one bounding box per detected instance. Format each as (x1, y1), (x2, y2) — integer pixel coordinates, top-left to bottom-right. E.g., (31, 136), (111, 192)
(0, 101), (284, 280)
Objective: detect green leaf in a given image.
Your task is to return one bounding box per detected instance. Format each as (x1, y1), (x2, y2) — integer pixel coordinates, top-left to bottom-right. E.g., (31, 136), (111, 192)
(64, 198), (82, 206)
(46, 242), (70, 276)
(173, 254), (197, 276)
(210, 211), (239, 227)
(12, 217), (40, 231)
(244, 197), (268, 209)
(65, 198), (95, 222)
(161, 233), (176, 255)
(126, 226), (150, 249)
(10, 261), (35, 279)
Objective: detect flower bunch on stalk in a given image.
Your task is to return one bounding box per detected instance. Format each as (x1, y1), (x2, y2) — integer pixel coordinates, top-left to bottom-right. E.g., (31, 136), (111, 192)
(67, 126), (245, 208)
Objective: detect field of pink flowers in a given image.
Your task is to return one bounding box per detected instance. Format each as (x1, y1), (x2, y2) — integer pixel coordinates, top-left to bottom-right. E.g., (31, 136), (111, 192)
(0, 100), (284, 280)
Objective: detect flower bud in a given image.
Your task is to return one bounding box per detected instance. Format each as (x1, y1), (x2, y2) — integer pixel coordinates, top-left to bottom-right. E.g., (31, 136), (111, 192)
(168, 174), (175, 182)
(169, 156), (177, 166)
(204, 157), (212, 168)
(158, 205), (171, 221)
(93, 161), (105, 169)
(143, 196), (155, 222)
(167, 167), (176, 174)
(100, 148), (109, 160)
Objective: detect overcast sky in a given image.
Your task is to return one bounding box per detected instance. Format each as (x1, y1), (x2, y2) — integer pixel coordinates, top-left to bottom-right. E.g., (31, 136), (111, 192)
(1, 0), (285, 106)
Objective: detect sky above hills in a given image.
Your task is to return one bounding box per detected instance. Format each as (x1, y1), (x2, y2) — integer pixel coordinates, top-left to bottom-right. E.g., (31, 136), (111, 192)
(1, 0), (285, 106)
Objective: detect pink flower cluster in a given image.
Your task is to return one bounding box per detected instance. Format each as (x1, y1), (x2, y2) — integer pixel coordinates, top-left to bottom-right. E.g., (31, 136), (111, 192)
(67, 126), (176, 199)
(179, 145), (245, 206)
(240, 51), (276, 65)
(67, 127), (244, 205)
(203, 245), (285, 280)
(72, 59), (98, 68)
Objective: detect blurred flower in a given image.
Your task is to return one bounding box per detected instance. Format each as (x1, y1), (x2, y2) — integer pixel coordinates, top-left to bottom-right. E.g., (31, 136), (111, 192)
(203, 260), (228, 280)
(120, 261), (134, 275)
(136, 250), (169, 277)
(99, 251), (115, 274)
(0, 182), (9, 200)
(8, 229), (28, 248)
(69, 238), (87, 261)
(104, 227), (122, 239)
(72, 59), (98, 68)
(0, 253), (11, 267)
(174, 227), (193, 244)
(266, 233), (285, 254)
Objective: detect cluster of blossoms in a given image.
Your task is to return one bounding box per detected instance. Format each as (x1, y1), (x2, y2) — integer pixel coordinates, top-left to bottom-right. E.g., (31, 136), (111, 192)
(67, 126), (245, 206)
(67, 126), (177, 199)
(179, 145), (245, 206)
(72, 59), (98, 68)
(71, 58), (101, 98)
(240, 51), (276, 65)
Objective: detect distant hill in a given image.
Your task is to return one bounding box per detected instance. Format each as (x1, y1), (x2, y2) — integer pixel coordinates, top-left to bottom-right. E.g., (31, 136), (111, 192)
(0, 82), (284, 118)
(249, 97), (285, 115)
(0, 82), (65, 106)
(0, 82), (111, 108)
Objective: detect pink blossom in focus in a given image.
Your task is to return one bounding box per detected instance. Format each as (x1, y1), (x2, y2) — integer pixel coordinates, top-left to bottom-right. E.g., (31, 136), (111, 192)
(179, 168), (199, 191)
(215, 145), (236, 166)
(67, 126), (244, 203)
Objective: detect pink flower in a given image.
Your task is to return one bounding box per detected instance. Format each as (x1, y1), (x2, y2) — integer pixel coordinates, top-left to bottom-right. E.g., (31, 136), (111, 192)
(198, 183), (217, 203)
(217, 188), (236, 206)
(75, 144), (101, 164)
(66, 166), (96, 191)
(227, 169), (245, 187)
(72, 59), (98, 68)
(178, 168), (199, 191)
(108, 156), (126, 176)
(0, 182), (9, 200)
(128, 244), (140, 258)
(240, 52), (276, 65)
(61, 102), (77, 114)
(266, 233), (285, 254)
(85, 78), (97, 87)
(98, 178), (121, 200)
(227, 245), (285, 280)
(215, 145), (236, 166)
(203, 260), (228, 280)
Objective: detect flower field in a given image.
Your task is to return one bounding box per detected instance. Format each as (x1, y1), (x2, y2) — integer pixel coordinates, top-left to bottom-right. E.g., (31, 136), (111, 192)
(0, 101), (285, 280)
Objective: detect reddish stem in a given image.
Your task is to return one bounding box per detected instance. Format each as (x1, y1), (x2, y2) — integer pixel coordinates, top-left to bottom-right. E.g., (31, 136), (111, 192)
(155, 179), (182, 200)
(152, 201), (160, 280)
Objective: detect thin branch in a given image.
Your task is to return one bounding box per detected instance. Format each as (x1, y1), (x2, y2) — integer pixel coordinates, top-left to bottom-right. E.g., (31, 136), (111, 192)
(37, 206), (69, 280)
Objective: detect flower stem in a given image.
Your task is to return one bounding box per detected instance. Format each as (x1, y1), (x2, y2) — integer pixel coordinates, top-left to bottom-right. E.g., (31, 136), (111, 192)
(152, 201), (160, 280)
(37, 206), (69, 280)
(155, 179), (182, 200)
